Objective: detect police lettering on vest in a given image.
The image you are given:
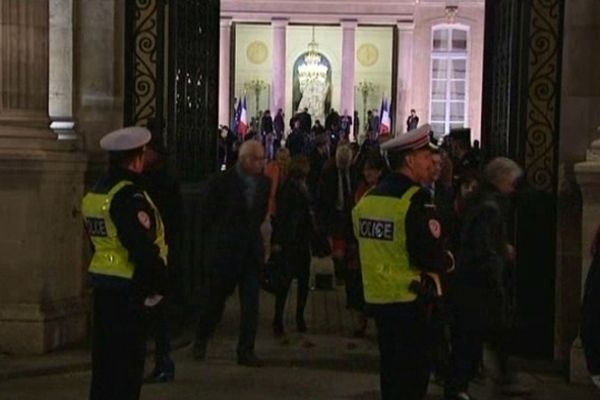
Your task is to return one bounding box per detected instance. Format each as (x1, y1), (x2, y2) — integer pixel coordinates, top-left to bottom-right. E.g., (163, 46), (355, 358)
(358, 218), (394, 241)
(85, 217), (108, 237)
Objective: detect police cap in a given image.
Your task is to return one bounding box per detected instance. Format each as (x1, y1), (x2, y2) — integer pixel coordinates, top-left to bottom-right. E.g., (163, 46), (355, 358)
(380, 124), (437, 153)
(99, 127), (152, 151)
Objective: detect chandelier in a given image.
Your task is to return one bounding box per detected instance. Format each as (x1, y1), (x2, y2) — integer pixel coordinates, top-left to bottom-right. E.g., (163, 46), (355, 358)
(297, 27), (328, 87)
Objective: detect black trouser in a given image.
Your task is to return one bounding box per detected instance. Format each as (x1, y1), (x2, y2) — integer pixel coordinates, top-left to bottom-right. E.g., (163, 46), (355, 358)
(372, 301), (432, 400)
(274, 246), (311, 327)
(195, 268), (260, 359)
(148, 298), (174, 373)
(445, 326), (485, 395)
(274, 274), (310, 326)
(90, 288), (146, 400)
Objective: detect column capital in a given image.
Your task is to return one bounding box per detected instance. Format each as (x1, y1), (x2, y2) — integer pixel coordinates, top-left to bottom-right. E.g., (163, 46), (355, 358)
(271, 17), (289, 28)
(340, 19), (358, 29)
(220, 16), (233, 28)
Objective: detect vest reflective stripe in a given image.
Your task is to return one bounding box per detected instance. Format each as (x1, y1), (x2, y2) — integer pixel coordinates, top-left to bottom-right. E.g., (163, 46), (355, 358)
(352, 186), (420, 304)
(82, 180), (168, 280)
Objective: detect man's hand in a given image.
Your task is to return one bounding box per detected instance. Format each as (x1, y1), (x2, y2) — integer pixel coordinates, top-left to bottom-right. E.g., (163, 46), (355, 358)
(506, 244), (516, 262)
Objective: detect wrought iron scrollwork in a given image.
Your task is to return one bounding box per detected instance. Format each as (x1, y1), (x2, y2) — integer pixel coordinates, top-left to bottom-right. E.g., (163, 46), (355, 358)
(125, 0), (165, 127)
(524, 0), (563, 192)
(483, 0), (563, 193)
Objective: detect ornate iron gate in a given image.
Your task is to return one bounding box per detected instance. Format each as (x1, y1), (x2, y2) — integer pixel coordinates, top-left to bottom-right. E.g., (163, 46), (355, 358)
(168, 0), (220, 182)
(481, 0), (564, 357)
(125, 0), (220, 305)
(124, 0), (166, 127)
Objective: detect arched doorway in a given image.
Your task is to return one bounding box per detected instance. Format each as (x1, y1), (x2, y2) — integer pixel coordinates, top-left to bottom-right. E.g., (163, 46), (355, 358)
(292, 51), (332, 123)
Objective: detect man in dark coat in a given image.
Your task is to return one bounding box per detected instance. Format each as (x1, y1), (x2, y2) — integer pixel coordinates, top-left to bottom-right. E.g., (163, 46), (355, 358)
(193, 140), (270, 367)
(286, 120), (307, 157)
(297, 107), (312, 133)
(353, 110), (360, 140)
(273, 108), (285, 150)
(325, 108), (340, 132)
(407, 109), (419, 132)
(450, 128), (481, 190)
(307, 133), (330, 204)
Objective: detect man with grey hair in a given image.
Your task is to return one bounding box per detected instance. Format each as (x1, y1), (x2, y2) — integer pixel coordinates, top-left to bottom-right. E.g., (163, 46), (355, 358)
(445, 156), (529, 400)
(193, 140), (270, 367)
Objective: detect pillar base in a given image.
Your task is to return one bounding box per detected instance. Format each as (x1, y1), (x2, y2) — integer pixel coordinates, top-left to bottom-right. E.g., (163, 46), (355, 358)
(0, 139), (88, 355)
(570, 337), (592, 384)
(0, 297), (89, 355)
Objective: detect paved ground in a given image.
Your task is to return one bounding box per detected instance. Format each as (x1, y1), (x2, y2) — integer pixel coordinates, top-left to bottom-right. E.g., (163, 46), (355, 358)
(0, 284), (598, 399)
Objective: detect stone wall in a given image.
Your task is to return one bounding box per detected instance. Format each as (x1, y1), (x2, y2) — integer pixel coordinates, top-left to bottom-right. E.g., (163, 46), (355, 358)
(0, 0), (125, 354)
(558, 0), (600, 370)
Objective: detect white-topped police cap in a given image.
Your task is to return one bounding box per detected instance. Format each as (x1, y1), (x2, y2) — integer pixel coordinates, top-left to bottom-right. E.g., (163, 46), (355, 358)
(99, 127), (152, 151)
(380, 124), (436, 153)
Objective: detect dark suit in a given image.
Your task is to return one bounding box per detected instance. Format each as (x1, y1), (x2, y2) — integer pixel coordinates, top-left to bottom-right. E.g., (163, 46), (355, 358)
(195, 166), (270, 359)
(298, 111), (312, 133)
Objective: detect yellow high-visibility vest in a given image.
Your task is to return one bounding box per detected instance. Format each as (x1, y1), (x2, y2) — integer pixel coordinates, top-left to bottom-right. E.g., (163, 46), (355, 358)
(82, 180), (168, 279)
(352, 186), (420, 303)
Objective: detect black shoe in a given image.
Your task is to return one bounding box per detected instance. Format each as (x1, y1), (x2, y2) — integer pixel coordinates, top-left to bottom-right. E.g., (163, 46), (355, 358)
(143, 369), (174, 384)
(192, 341), (207, 361)
(237, 353), (264, 367)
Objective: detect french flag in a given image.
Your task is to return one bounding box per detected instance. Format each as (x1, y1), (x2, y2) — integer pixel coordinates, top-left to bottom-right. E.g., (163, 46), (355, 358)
(379, 98), (391, 136)
(230, 98), (241, 135)
(237, 96), (249, 138)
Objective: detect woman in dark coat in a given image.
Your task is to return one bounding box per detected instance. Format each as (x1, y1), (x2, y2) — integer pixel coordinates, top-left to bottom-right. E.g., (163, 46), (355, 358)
(271, 155), (317, 335)
(445, 157), (524, 400)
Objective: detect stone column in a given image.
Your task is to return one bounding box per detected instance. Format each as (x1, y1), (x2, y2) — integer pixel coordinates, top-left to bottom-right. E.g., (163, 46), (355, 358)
(571, 138), (600, 382)
(271, 18), (287, 115)
(49, 0), (76, 139)
(0, 0), (51, 137)
(395, 21), (414, 135)
(0, 0), (88, 354)
(219, 17), (232, 127)
(340, 20), (357, 118)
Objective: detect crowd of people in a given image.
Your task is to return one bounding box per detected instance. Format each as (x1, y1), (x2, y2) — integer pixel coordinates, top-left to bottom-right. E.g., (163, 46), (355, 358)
(83, 104), (539, 400)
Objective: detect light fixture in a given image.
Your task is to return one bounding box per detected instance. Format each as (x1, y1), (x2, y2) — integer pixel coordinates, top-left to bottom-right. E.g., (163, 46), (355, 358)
(297, 27), (328, 88)
(445, 0), (459, 23)
(445, 5), (458, 22)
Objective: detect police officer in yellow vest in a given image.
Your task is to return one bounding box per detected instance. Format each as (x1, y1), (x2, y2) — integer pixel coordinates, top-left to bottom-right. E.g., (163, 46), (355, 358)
(352, 124), (454, 400)
(82, 127), (168, 400)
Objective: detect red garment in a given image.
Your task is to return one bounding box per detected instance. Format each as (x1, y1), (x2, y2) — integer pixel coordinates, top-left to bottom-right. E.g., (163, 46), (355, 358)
(264, 161), (283, 217)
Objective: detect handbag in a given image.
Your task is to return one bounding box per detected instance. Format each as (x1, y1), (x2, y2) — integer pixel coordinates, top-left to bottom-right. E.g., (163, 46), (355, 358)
(260, 250), (287, 294)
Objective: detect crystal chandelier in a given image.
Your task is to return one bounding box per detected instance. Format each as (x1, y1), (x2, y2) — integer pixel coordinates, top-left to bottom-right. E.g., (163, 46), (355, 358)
(297, 27), (328, 87)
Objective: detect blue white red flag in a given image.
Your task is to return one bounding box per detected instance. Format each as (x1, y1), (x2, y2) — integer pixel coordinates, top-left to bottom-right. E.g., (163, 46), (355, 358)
(380, 98), (391, 136)
(231, 98), (241, 134)
(238, 97), (249, 137)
